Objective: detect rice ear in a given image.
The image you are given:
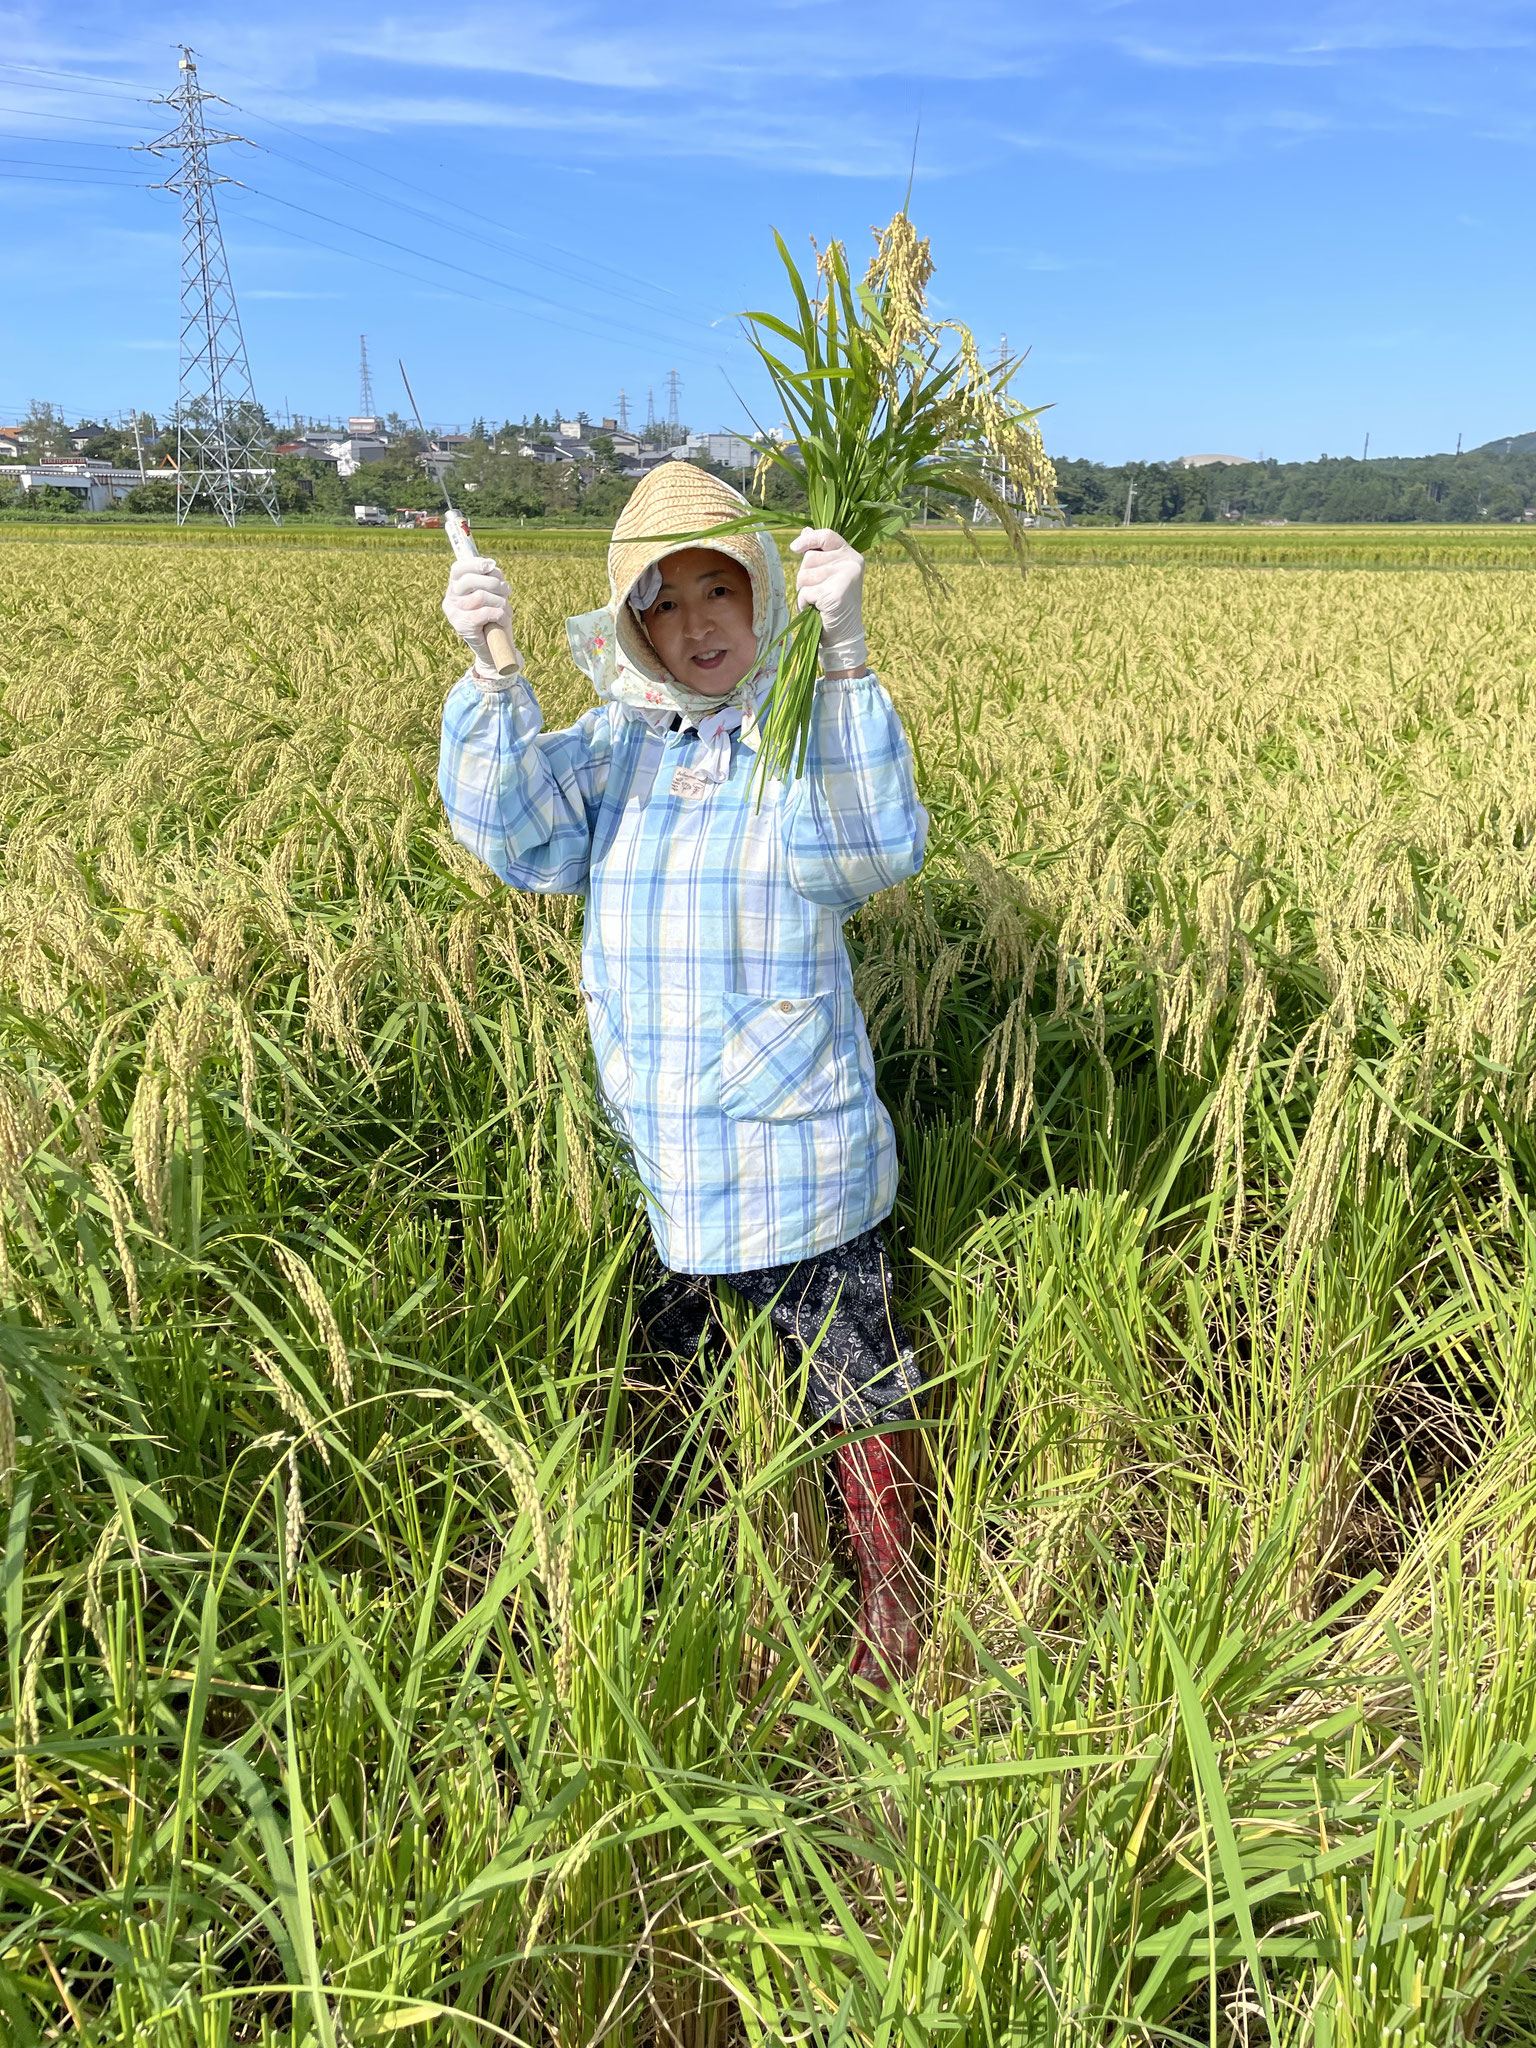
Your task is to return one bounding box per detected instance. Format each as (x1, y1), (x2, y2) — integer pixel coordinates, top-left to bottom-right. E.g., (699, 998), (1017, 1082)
(740, 208), (1055, 780)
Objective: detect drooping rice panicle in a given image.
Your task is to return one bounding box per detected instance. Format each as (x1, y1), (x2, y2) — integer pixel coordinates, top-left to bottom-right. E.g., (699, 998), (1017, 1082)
(741, 211), (1057, 783)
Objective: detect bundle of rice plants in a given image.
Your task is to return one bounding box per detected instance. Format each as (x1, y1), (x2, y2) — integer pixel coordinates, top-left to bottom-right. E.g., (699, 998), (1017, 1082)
(740, 211), (1056, 782)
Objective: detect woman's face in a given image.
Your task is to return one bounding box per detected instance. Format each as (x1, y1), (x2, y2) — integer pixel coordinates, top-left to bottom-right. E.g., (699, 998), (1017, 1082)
(639, 548), (757, 696)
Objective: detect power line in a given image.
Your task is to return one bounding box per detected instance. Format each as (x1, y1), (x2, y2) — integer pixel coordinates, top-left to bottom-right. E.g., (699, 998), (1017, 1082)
(231, 178), (719, 362)
(0, 100), (153, 132)
(210, 61), (702, 316)
(245, 129), (705, 337)
(0, 166), (151, 187)
(2, 60), (746, 414)
(0, 151), (144, 173)
(1, 65), (739, 378)
(0, 128), (136, 144)
(223, 204), (513, 311)
(0, 60), (147, 95)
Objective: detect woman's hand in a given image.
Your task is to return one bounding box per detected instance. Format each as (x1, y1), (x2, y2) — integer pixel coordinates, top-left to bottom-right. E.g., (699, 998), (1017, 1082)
(443, 554), (520, 674)
(791, 528), (867, 676)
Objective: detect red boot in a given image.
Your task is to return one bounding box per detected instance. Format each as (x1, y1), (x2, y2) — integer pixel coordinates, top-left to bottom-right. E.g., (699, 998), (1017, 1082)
(835, 1433), (925, 1686)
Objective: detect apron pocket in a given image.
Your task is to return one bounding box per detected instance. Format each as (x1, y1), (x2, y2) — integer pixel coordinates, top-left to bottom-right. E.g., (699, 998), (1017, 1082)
(719, 991), (857, 1122)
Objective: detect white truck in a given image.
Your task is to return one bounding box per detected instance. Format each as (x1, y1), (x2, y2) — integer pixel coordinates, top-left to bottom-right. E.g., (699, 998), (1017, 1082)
(353, 504), (389, 526)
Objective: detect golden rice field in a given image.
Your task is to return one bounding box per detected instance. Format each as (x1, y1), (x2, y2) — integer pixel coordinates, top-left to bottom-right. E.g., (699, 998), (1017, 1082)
(5, 531), (1536, 2045)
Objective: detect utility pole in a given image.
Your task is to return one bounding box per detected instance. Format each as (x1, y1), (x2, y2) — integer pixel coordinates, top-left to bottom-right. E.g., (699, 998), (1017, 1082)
(142, 49), (278, 526)
(130, 410), (146, 480)
(1362, 431), (1370, 462)
(358, 334), (374, 418)
(1456, 432), (1463, 457)
(1123, 479), (1137, 525)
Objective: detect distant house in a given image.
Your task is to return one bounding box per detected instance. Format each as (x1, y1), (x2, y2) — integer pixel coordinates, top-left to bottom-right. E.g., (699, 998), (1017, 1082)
(0, 429), (22, 460)
(687, 431), (756, 471)
(1, 458), (149, 510)
(1177, 453), (1251, 469)
(595, 421), (643, 459)
(274, 438), (340, 473)
(421, 438), (471, 483)
(618, 446), (699, 479)
(69, 421), (109, 451)
(521, 432), (593, 468)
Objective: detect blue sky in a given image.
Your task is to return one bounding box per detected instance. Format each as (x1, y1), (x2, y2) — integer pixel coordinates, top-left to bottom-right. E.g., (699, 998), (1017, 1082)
(1, 2), (1533, 462)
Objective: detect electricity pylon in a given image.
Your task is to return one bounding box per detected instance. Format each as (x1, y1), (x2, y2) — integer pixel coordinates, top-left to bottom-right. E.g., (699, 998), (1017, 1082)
(359, 335), (375, 418)
(143, 49), (279, 526)
(666, 367), (681, 429)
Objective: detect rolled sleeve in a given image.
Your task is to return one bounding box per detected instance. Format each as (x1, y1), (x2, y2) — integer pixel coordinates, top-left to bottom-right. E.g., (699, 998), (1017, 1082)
(437, 672), (612, 894)
(780, 673), (929, 915)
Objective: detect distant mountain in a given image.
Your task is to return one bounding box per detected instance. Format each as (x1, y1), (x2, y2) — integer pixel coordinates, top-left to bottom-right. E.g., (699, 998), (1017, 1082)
(1471, 431), (1536, 455)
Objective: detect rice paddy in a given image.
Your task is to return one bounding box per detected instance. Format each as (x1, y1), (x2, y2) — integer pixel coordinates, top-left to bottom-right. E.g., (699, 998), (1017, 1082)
(4, 531), (1536, 2045)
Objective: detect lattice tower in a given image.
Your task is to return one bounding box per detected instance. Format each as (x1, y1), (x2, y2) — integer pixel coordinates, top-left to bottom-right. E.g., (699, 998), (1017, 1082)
(143, 49), (279, 526)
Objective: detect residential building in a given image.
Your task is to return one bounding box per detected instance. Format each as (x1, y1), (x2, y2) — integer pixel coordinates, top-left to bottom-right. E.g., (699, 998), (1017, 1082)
(274, 438), (340, 472)
(596, 419), (643, 459)
(330, 429), (390, 478)
(1, 458), (158, 510)
(520, 431), (593, 468)
(618, 445), (696, 479)
(687, 431), (756, 471)
(421, 436), (470, 484)
(272, 421), (397, 477)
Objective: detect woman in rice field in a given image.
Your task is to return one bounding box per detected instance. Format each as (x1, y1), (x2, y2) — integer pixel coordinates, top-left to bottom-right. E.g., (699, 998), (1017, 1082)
(436, 463), (928, 1683)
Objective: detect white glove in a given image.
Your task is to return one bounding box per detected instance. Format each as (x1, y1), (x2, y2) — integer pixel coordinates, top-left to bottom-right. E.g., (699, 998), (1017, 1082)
(790, 527), (867, 674)
(442, 554), (520, 676)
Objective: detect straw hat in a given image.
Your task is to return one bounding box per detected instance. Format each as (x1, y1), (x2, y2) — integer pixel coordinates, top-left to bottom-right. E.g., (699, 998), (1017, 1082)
(608, 462), (775, 684)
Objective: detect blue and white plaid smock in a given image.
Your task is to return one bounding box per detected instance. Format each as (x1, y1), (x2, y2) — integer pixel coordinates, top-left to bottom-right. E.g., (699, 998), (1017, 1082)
(437, 670), (929, 1273)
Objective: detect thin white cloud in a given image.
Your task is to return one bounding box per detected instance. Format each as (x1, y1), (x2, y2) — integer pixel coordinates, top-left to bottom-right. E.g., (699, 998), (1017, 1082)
(234, 88), (924, 177)
(2, 0), (1535, 182)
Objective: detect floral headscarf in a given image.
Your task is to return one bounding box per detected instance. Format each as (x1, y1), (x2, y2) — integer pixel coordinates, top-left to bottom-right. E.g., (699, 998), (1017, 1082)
(566, 540), (788, 730)
(565, 462), (790, 762)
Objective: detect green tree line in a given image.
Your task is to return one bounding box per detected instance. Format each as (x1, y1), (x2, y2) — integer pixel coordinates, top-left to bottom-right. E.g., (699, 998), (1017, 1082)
(1054, 438), (1536, 524)
(13, 396), (1533, 527)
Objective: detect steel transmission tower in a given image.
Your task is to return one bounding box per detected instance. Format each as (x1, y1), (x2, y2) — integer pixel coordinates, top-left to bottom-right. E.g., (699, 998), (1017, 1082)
(666, 367), (680, 429)
(143, 49), (279, 526)
(358, 335), (375, 418)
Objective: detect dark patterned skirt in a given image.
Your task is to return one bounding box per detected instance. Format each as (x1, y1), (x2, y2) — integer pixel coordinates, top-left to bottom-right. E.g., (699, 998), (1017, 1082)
(636, 1224), (922, 1431)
